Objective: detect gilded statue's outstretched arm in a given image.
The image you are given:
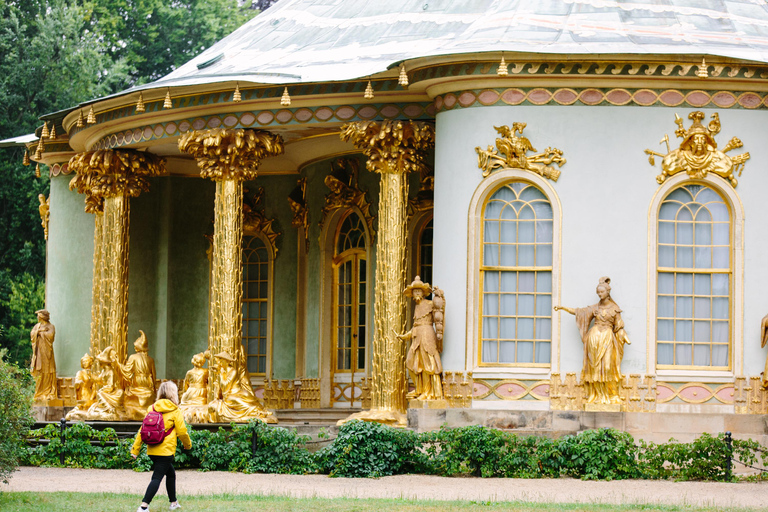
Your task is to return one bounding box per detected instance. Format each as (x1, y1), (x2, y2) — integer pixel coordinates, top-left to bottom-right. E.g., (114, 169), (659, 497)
(554, 305), (575, 315)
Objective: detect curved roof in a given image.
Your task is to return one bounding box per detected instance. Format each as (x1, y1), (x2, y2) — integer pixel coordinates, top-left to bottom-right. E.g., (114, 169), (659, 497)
(153, 0), (768, 88)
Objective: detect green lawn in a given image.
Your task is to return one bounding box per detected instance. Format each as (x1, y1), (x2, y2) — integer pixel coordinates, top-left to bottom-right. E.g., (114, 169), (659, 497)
(1, 493), (765, 512)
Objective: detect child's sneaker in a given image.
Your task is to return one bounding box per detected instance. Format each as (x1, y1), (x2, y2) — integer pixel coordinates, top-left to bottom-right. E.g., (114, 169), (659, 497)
(169, 502), (181, 510)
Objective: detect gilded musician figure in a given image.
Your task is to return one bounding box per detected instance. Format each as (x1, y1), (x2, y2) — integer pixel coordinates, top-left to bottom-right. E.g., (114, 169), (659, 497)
(555, 277), (630, 405)
(396, 276), (445, 401)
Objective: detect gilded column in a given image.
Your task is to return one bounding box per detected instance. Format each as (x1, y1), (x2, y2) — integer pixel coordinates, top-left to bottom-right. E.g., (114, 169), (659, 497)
(69, 150), (166, 360)
(338, 120), (435, 426)
(178, 129), (283, 362)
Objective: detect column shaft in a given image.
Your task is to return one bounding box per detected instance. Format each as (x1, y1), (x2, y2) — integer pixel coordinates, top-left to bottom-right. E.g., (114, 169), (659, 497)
(89, 211), (107, 355)
(103, 193), (131, 362)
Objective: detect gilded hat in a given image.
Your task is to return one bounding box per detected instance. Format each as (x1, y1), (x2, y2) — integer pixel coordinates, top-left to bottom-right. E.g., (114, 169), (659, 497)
(213, 351), (235, 362)
(35, 309), (50, 320)
(404, 275), (431, 297)
(95, 346), (114, 364)
(133, 330), (148, 351)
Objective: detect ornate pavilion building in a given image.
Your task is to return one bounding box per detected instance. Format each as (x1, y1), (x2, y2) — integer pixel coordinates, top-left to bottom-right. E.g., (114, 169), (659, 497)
(12, 0), (768, 439)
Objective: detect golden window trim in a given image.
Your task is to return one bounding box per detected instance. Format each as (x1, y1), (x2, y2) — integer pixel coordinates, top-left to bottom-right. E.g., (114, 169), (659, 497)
(466, 169), (562, 376)
(646, 173), (744, 377)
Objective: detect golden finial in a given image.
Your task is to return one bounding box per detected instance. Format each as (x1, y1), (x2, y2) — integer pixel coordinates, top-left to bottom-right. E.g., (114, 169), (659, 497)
(280, 86), (291, 106)
(696, 58), (708, 79)
(34, 137), (44, 160)
(398, 63), (409, 86)
(23, 149), (30, 166)
(41, 122), (49, 139)
(135, 92), (145, 113)
(50, 123), (56, 139)
(86, 106), (96, 124)
(77, 110), (84, 127)
(364, 80), (374, 99)
(35, 163), (41, 178)
(233, 83), (242, 102)
(497, 56), (508, 76)
(163, 89), (173, 109)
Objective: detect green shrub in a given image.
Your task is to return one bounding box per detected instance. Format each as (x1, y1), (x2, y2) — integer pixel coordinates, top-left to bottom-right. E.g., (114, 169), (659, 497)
(316, 420), (420, 477)
(25, 422), (135, 470)
(559, 428), (640, 480)
(0, 350), (34, 483)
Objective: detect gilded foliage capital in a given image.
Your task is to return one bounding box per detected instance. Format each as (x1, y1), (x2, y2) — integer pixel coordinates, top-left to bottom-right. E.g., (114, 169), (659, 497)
(340, 120), (434, 175)
(178, 128), (284, 181)
(68, 149), (166, 213)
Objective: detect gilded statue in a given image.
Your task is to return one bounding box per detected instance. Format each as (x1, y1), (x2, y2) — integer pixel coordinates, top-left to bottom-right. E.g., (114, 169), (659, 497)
(761, 313), (768, 390)
(82, 346), (125, 421)
(475, 123), (566, 181)
(74, 353), (97, 408)
(555, 277), (630, 406)
(645, 111), (750, 187)
(319, 157), (375, 235)
(179, 351), (211, 423)
(208, 347), (275, 423)
(38, 194), (50, 241)
(396, 276), (445, 401)
(117, 330), (157, 420)
(30, 309), (57, 401)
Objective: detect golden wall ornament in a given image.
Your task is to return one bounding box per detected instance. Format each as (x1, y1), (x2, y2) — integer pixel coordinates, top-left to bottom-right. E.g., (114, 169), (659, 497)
(319, 157), (375, 238)
(288, 177), (309, 253)
(38, 194), (50, 241)
(555, 277), (630, 409)
(645, 111), (750, 187)
(338, 120), (435, 427)
(30, 309), (57, 402)
(179, 128), (282, 416)
(243, 187), (280, 256)
(396, 277), (445, 402)
(476, 123), (566, 181)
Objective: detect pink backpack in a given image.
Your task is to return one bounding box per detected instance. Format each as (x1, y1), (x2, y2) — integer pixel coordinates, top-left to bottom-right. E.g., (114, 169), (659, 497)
(140, 406), (174, 445)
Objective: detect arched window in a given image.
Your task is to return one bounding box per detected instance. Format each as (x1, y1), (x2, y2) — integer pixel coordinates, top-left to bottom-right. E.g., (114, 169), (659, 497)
(417, 217), (433, 291)
(656, 184), (731, 369)
(242, 235), (270, 374)
(479, 182), (553, 365)
(334, 212), (367, 373)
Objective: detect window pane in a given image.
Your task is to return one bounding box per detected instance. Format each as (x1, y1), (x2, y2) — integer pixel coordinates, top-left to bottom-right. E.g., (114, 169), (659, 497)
(535, 342), (551, 363)
(657, 343), (673, 364)
(517, 341), (534, 363)
(499, 341), (516, 363)
(482, 340), (497, 363)
(535, 318), (551, 340)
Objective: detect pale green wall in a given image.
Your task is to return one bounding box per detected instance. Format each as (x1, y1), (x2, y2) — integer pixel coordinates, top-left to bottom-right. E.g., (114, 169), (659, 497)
(434, 105), (768, 377)
(47, 175), (95, 376)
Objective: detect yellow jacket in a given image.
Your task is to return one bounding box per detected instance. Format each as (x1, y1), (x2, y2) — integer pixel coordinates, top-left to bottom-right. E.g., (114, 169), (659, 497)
(131, 399), (192, 457)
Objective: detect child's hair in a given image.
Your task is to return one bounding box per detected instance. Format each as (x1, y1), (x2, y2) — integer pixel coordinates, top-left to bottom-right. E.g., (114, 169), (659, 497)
(156, 381), (179, 405)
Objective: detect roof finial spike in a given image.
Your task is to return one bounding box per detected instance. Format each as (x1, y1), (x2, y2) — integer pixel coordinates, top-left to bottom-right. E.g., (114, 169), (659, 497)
(50, 123), (56, 139)
(163, 89), (173, 109)
(280, 86), (291, 106)
(35, 137), (44, 160)
(86, 106), (96, 124)
(398, 63), (409, 87)
(497, 55), (508, 76)
(697, 58), (708, 79)
(35, 163), (41, 178)
(23, 149), (30, 166)
(135, 92), (146, 113)
(77, 110), (84, 128)
(233, 82), (242, 102)
(41, 122), (49, 139)
(364, 80), (374, 99)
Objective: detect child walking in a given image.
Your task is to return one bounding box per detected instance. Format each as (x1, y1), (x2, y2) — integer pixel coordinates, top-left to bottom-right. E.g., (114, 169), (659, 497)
(131, 381), (192, 512)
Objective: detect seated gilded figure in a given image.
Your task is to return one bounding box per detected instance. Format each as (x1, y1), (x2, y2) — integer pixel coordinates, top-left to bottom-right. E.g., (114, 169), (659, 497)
(179, 351), (211, 423)
(207, 346), (275, 424)
(117, 331), (157, 420)
(71, 346), (125, 421)
(555, 277), (630, 406)
(65, 353), (97, 420)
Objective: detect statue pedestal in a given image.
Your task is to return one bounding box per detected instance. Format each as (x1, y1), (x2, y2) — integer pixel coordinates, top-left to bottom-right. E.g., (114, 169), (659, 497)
(409, 399), (449, 409)
(32, 402), (72, 421)
(584, 403), (621, 412)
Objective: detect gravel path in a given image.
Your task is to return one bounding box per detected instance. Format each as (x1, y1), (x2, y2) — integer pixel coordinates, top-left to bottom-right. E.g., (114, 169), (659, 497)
(4, 467), (768, 508)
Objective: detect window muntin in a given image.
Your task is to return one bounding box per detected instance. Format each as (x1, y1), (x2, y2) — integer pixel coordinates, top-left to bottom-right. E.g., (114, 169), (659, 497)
(334, 212), (367, 373)
(656, 184), (731, 369)
(242, 235), (269, 374)
(480, 182), (553, 365)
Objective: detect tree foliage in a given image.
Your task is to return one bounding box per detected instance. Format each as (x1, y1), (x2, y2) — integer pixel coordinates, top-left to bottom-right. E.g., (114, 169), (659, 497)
(0, 349), (34, 483)
(0, 0), (259, 365)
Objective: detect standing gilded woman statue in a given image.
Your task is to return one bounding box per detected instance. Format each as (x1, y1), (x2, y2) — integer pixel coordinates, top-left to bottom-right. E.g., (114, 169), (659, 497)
(30, 309), (57, 401)
(555, 277), (630, 405)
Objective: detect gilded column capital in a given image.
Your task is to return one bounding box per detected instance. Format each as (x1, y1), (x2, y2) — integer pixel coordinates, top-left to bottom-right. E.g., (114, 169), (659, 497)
(68, 149), (166, 213)
(178, 128), (284, 181)
(340, 120), (434, 175)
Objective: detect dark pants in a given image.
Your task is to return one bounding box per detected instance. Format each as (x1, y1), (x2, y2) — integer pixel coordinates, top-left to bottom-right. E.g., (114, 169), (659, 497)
(142, 455), (176, 504)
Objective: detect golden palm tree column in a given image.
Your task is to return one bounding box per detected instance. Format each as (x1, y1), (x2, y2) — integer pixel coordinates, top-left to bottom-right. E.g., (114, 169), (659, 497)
(178, 129), (284, 365)
(338, 121), (435, 427)
(69, 150), (167, 361)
